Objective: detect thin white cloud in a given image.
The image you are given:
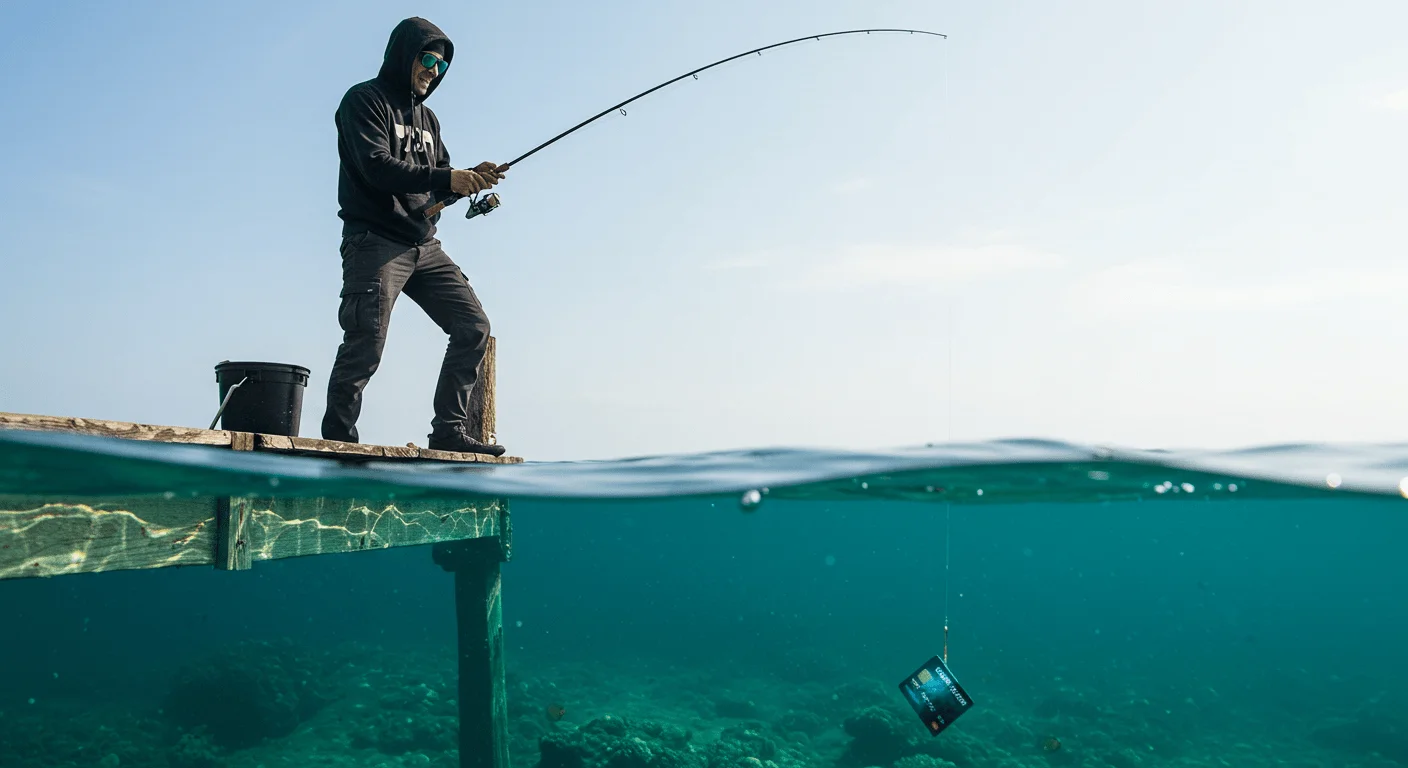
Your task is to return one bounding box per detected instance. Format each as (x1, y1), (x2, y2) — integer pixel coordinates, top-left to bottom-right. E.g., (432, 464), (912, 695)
(1069, 260), (1408, 315)
(792, 242), (1065, 291)
(1372, 88), (1408, 112)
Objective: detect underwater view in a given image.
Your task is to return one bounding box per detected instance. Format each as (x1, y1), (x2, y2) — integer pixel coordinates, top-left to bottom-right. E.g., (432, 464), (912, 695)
(2, 431), (1406, 768)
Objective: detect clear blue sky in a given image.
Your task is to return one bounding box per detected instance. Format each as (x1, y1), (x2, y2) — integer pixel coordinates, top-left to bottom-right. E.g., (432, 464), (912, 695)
(2, 1), (1406, 461)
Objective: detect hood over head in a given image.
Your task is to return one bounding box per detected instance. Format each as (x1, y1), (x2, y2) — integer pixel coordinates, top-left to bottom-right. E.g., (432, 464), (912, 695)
(377, 17), (454, 104)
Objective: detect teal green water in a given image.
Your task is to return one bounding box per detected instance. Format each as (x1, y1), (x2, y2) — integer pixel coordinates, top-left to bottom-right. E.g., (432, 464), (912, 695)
(1, 427), (1406, 768)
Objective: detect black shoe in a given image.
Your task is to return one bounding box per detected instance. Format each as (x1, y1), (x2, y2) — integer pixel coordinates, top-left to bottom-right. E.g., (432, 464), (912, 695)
(427, 425), (507, 457)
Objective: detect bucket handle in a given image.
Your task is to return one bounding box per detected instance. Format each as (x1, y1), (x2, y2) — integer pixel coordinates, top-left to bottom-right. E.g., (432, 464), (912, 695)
(208, 376), (251, 431)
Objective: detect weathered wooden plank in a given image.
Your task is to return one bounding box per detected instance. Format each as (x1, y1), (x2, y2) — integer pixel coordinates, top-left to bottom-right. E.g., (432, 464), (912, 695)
(433, 537), (511, 768)
(0, 494), (217, 579)
(219, 428), (260, 570)
(496, 499), (513, 563)
(0, 412), (519, 465)
(214, 497), (253, 571)
(256, 434), (384, 458)
(241, 496), (505, 563)
(0, 492), (505, 580)
(254, 434), (520, 464)
(0, 412), (233, 446)
(418, 447), (514, 464)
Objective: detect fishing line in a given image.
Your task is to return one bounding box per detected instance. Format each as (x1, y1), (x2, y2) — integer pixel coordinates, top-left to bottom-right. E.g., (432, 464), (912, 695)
(948, 303), (954, 443)
(424, 28), (947, 219)
(942, 40), (953, 665)
(945, 26), (953, 444)
(943, 501), (952, 663)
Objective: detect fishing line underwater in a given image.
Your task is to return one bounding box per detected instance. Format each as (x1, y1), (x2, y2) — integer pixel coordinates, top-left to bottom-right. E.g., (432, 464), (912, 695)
(421, 28), (948, 221)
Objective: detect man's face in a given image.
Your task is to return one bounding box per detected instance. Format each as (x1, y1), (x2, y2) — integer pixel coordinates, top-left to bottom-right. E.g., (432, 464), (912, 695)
(412, 51), (445, 97)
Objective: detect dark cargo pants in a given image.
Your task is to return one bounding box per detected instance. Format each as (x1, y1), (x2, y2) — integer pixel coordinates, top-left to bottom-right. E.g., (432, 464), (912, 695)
(321, 230), (491, 443)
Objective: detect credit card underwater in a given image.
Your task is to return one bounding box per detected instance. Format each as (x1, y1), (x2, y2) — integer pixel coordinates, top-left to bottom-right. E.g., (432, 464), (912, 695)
(898, 655), (974, 736)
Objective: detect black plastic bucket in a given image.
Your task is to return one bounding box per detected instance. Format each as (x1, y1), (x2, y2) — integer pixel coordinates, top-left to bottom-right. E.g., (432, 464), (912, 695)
(213, 361), (310, 436)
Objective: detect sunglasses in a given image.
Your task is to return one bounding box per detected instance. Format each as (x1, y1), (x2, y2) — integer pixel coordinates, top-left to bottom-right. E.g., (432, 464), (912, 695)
(419, 52), (449, 75)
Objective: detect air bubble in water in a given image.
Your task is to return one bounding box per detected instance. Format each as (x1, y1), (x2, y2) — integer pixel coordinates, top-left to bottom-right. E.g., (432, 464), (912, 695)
(824, 555), (836, 566)
(268, 477), (280, 487)
(1181, 483), (1195, 493)
(739, 489), (763, 511)
(1326, 473), (1342, 489)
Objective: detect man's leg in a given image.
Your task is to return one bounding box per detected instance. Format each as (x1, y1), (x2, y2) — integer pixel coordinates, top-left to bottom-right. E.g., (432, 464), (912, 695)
(401, 239), (503, 455)
(321, 232), (418, 443)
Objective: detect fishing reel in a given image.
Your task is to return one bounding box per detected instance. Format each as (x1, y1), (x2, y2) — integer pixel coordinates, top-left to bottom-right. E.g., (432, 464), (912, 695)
(465, 192), (501, 220)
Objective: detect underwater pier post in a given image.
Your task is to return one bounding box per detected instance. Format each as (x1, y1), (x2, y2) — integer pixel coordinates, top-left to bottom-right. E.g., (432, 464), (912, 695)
(432, 528), (512, 768)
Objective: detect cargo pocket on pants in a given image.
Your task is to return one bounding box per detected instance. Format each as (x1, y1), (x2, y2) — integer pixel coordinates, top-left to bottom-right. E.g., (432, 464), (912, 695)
(338, 280), (382, 334)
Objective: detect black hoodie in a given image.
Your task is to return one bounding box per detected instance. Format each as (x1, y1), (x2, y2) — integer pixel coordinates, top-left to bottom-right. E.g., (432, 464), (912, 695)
(335, 17), (457, 245)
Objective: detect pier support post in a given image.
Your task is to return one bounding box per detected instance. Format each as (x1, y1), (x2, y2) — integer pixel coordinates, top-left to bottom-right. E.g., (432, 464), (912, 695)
(467, 335), (497, 446)
(432, 525), (511, 768)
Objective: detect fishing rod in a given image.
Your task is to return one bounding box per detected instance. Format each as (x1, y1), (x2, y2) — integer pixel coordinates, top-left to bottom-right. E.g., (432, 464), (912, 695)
(423, 28), (946, 220)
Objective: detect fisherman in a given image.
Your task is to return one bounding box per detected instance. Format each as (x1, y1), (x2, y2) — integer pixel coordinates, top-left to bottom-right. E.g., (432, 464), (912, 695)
(322, 17), (507, 456)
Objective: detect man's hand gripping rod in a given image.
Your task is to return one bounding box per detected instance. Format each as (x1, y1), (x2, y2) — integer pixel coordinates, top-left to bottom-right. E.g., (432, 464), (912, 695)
(423, 163), (510, 220)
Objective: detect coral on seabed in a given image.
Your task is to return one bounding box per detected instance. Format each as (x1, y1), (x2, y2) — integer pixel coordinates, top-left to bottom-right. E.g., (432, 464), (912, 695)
(538, 716), (696, 768)
(839, 707), (913, 767)
(161, 639), (344, 749)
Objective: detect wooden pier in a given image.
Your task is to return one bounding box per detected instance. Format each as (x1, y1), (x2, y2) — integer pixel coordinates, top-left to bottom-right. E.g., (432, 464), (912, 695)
(0, 338), (517, 768)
